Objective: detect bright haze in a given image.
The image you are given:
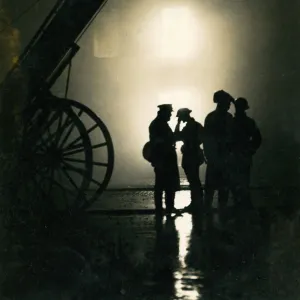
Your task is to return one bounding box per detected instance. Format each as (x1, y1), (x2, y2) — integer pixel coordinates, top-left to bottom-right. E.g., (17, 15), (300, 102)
(6, 0), (300, 188)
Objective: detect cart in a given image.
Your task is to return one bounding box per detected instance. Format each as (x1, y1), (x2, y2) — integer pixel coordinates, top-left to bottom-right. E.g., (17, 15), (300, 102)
(0, 0), (114, 211)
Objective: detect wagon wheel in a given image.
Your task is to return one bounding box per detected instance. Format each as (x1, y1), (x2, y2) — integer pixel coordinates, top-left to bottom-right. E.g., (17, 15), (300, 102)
(18, 96), (94, 211)
(58, 98), (114, 209)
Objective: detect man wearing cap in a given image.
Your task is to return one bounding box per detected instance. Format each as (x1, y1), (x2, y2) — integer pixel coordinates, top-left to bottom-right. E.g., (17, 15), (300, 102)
(230, 97), (262, 208)
(175, 108), (205, 213)
(203, 90), (234, 215)
(148, 104), (180, 215)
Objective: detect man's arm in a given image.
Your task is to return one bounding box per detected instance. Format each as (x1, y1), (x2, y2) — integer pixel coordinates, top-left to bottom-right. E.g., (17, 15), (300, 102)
(197, 123), (205, 145)
(226, 114), (234, 153)
(149, 124), (163, 144)
(174, 119), (183, 141)
(250, 121), (262, 154)
(203, 115), (212, 160)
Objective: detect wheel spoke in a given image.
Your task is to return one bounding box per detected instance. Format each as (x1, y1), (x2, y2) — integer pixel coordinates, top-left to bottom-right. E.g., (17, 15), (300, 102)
(63, 142), (107, 157)
(55, 111), (64, 145)
(43, 111), (73, 148)
(61, 166), (80, 191)
(56, 114), (74, 147)
(41, 112), (67, 148)
(40, 128), (59, 149)
(32, 134), (50, 153)
(64, 123), (98, 151)
(63, 157), (108, 167)
(27, 110), (62, 146)
(62, 161), (87, 177)
(58, 120), (77, 149)
(40, 172), (77, 196)
(63, 157), (86, 164)
(63, 144), (84, 156)
(34, 130), (56, 153)
(90, 177), (103, 187)
(58, 109), (83, 149)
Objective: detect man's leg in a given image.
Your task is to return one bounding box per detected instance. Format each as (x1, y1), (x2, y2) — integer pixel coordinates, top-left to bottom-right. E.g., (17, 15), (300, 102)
(154, 168), (163, 214)
(184, 165), (203, 212)
(154, 189), (163, 213)
(204, 164), (215, 213)
(218, 168), (230, 223)
(165, 190), (175, 214)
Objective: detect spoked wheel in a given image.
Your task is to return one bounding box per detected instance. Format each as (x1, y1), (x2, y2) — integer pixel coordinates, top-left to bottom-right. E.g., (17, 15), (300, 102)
(60, 99), (114, 209)
(18, 96), (94, 211)
(18, 96), (114, 211)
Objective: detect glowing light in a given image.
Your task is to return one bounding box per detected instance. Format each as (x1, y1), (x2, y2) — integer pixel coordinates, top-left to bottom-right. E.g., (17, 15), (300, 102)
(157, 7), (202, 61)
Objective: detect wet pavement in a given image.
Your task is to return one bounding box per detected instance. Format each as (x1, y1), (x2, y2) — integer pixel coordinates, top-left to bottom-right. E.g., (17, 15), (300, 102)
(3, 189), (300, 299)
(85, 190), (300, 300)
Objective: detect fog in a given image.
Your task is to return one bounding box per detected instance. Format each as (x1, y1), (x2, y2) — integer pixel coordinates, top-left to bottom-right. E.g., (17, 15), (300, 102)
(4, 0), (300, 187)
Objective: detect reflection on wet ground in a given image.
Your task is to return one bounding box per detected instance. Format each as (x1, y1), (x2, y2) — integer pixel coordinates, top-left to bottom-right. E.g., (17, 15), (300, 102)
(86, 188), (300, 299)
(3, 190), (300, 299)
(87, 190), (275, 299)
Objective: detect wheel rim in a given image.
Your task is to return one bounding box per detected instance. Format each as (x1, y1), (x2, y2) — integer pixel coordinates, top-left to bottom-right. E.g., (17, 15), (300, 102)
(19, 97), (93, 211)
(60, 99), (114, 209)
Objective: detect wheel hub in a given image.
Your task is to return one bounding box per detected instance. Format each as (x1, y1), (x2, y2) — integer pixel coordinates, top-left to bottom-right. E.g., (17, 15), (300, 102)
(44, 144), (63, 168)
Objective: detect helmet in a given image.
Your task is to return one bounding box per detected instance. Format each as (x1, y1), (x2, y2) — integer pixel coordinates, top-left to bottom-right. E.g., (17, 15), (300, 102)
(234, 97), (249, 110)
(176, 108), (192, 117)
(213, 90), (234, 104)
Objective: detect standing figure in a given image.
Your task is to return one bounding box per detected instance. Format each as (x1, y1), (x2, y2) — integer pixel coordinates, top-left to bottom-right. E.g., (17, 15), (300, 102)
(148, 104), (180, 215)
(175, 108), (205, 213)
(203, 90), (234, 214)
(230, 97), (262, 208)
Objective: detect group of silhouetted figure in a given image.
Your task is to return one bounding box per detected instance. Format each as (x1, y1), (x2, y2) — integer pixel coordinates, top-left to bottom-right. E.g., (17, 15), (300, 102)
(143, 90), (262, 217)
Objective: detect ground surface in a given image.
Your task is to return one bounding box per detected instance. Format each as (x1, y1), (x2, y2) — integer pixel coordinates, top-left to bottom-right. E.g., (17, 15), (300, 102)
(2, 189), (300, 300)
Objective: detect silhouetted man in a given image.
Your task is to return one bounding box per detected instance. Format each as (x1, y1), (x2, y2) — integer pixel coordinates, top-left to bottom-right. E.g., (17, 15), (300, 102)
(203, 90), (234, 213)
(175, 108), (205, 213)
(230, 97), (262, 208)
(149, 104), (180, 215)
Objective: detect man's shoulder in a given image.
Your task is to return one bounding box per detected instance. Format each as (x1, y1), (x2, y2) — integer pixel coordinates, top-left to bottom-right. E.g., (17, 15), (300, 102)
(194, 120), (204, 129)
(205, 111), (233, 122)
(243, 115), (256, 126)
(205, 111), (215, 119)
(234, 115), (257, 129)
(149, 117), (160, 127)
(246, 115), (255, 122)
(149, 118), (169, 132)
(204, 111), (215, 123)
(246, 116), (259, 130)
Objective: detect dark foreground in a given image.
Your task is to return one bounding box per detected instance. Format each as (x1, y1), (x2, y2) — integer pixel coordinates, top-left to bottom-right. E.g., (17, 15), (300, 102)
(1, 190), (300, 300)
